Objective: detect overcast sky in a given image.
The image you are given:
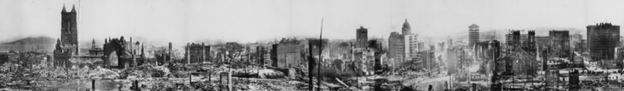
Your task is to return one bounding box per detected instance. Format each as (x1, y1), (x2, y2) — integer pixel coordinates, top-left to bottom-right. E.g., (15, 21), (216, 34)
(1, 0), (624, 44)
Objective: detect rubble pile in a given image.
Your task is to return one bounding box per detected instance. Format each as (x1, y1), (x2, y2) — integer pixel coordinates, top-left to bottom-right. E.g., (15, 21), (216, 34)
(88, 67), (120, 78)
(123, 65), (169, 78)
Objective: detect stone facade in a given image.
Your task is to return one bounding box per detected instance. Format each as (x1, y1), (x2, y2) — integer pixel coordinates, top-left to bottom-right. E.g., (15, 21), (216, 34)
(53, 5), (79, 68)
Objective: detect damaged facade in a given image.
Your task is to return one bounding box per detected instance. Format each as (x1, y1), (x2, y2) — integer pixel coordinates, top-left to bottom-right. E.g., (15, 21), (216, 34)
(276, 39), (303, 69)
(587, 23), (620, 61)
(185, 43), (210, 64)
(53, 5), (79, 68)
(549, 30), (570, 58)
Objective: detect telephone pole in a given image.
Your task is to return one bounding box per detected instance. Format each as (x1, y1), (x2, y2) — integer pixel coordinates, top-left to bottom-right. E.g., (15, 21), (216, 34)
(317, 18), (324, 91)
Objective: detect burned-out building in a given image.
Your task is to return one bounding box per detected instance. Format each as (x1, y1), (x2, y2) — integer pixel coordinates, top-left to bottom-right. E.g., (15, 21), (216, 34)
(505, 30), (521, 49)
(479, 40), (501, 75)
(505, 30), (536, 52)
(271, 44), (278, 67)
(275, 39), (304, 69)
(87, 39), (104, 56)
(388, 32), (405, 62)
(256, 46), (268, 65)
(185, 43), (210, 64)
(587, 23), (620, 61)
(570, 34), (583, 48)
(103, 37), (145, 68)
(475, 40), (501, 75)
(414, 51), (435, 71)
(549, 30), (570, 58)
(154, 42), (174, 65)
(356, 26), (368, 48)
(504, 30), (538, 75)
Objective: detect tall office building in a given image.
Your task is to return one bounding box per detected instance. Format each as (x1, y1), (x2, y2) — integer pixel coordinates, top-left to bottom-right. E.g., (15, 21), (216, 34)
(587, 23), (620, 60)
(389, 19), (418, 62)
(469, 24), (479, 46)
(388, 32), (405, 61)
(356, 26), (368, 48)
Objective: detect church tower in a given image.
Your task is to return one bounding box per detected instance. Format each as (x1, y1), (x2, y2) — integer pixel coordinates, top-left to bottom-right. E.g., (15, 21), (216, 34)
(60, 4), (79, 52)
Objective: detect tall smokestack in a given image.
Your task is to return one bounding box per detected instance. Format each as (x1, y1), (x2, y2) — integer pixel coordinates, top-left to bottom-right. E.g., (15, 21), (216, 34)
(169, 42), (172, 62)
(131, 37), (136, 67)
(141, 44), (145, 58)
(187, 43), (190, 64)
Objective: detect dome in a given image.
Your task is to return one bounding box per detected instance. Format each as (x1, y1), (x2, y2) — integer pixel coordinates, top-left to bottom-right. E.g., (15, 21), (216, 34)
(402, 19), (410, 29)
(402, 19), (411, 34)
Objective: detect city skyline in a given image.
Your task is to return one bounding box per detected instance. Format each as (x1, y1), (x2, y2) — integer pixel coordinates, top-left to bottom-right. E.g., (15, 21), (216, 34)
(3, 0), (624, 90)
(2, 0), (624, 44)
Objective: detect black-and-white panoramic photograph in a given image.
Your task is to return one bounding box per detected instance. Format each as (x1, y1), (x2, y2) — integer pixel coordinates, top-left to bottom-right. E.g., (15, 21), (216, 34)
(2, 0), (624, 91)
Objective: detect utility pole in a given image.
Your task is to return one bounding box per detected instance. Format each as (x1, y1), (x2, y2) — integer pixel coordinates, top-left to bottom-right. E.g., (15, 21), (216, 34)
(317, 18), (324, 91)
(308, 42), (315, 91)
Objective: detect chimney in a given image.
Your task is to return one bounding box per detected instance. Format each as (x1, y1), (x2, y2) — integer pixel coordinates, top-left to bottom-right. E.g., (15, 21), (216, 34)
(187, 43), (190, 64)
(168, 42), (172, 61)
(141, 44), (145, 58)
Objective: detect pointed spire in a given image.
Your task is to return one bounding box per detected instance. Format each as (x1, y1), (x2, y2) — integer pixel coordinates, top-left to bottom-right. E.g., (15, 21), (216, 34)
(71, 4), (76, 12)
(56, 38), (61, 51)
(61, 4), (67, 12)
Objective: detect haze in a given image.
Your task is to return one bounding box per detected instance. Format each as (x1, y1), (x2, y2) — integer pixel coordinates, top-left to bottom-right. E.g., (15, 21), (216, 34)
(1, 0), (624, 45)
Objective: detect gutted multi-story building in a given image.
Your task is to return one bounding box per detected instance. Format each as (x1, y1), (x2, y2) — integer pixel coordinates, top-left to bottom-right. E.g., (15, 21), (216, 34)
(587, 23), (620, 61)
(185, 43), (210, 64)
(276, 39), (303, 69)
(356, 26), (368, 48)
(549, 30), (570, 58)
(469, 24), (479, 46)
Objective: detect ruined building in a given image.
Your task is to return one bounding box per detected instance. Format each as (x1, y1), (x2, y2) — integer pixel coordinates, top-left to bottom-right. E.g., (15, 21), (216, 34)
(256, 46), (267, 65)
(185, 43), (211, 64)
(504, 30), (538, 75)
(505, 30), (521, 50)
(587, 23), (620, 61)
(525, 31), (536, 52)
(53, 5), (79, 68)
(548, 30), (570, 58)
(88, 39), (104, 56)
(52, 5), (107, 68)
(103, 37), (145, 68)
(505, 30), (536, 52)
(356, 26), (368, 48)
(271, 44), (278, 67)
(275, 39), (304, 69)
(388, 32), (405, 62)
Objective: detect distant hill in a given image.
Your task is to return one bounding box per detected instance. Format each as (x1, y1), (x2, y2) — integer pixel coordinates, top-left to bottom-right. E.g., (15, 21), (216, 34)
(0, 36), (56, 52)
